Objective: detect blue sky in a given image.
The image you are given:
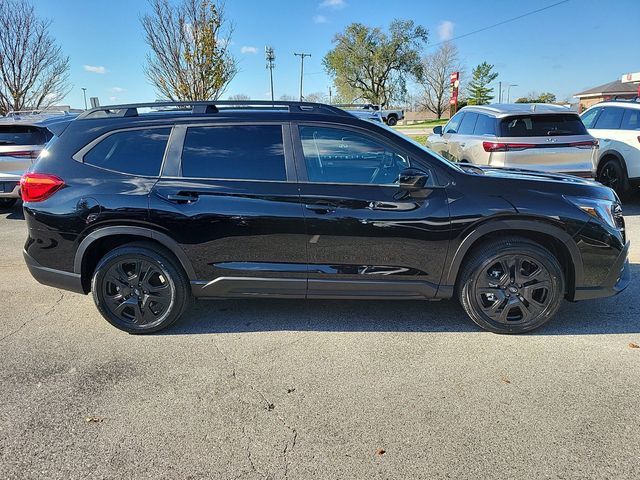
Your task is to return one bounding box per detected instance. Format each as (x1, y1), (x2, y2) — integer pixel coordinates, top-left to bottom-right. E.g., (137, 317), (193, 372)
(34, 0), (640, 108)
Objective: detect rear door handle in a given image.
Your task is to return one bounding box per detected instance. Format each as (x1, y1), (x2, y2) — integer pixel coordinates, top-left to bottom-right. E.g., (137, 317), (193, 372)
(165, 192), (199, 204)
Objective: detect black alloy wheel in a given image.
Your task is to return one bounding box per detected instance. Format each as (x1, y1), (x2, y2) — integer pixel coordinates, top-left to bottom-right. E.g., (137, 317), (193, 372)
(597, 157), (630, 199)
(92, 244), (190, 333)
(459, 238), (564, 333)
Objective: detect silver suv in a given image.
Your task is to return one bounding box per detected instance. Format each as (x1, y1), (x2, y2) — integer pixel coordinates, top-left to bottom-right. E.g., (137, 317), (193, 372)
(0, 111), (76, 209)
(426, 104), (598, 177)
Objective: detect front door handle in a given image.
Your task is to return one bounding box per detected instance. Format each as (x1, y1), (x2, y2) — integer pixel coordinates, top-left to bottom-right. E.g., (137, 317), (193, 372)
(305, 203), (337, 214)
(165, 192), (199, 204)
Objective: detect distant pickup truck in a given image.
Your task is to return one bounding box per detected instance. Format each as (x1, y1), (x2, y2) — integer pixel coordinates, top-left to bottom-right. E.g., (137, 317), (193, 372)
(335, 104), (405, 126)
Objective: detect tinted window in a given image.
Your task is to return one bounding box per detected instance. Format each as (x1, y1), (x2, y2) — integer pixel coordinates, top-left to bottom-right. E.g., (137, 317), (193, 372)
(500, 114), (587, 137)
(594, 107), (624, 130)
(0, 125), (48, 146)
(299, 126), (409, 185)
(580, 107), (601, 129)
(474, 114), (496, 135)
(181, 125), (286, 180)
(84, 128), (170, 176)
(444, 112), (464, 134)
(457, 112), (478, 135)
(620, 109), (640, 130)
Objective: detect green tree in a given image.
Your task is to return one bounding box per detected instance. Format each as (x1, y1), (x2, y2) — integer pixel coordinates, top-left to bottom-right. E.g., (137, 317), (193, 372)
(323, 20), (428, 106)
(466, 62), (498, 105)
(515, 91), (557, 103)
(141, 0), (238, 101)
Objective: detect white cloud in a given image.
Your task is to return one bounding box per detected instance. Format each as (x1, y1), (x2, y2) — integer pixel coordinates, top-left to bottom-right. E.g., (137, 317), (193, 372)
(84, 65), (107, 74)
(437, 20), (454, 41)
(313, 14), (328, 24)
(110, 87), (125, 93)
(319, 0), (345, 9)
(241, 46), (258, 54)
(109, 96), (118, 102)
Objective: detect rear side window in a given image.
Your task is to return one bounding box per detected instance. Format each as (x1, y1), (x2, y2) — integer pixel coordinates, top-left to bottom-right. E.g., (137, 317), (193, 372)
(181, 125), (286, 180)
(593, 107), (624, 130)
(84, 128), (171, 176)
(500, 114), (587, 137)
(474, 114), (496, 135)
(457, 112), (478, 135)
(620, 109), (640, 130)
(0, 125), (48, 146)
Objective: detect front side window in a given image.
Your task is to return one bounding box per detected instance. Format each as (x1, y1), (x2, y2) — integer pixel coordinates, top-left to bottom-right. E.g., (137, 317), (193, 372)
(299, 126), (409, 185)
(580, 107), (601, 129)
(444, 112), (464, 134)
(84, 128), (171, 176)
(594, 107), (624, 130)
(181, 125), (286, 181)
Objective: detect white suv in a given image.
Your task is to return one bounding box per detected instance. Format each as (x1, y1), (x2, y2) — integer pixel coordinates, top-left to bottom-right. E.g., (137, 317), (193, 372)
(581, 99), (640, 198)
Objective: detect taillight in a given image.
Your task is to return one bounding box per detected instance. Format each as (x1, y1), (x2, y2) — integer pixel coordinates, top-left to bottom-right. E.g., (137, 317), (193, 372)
(7, 150), (39, 159)
(483, 141), (535, 152)
(637, 136), (640, 144)
(570, 140), (598, 149)
(20, 173), (64, 202)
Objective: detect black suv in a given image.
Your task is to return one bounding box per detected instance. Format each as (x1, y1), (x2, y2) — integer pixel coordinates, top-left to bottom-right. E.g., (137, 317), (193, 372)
(21, 101), (630, 334)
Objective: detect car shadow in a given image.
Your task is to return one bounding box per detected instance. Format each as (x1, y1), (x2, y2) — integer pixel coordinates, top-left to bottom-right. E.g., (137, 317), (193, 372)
(160, 264), (640, 336)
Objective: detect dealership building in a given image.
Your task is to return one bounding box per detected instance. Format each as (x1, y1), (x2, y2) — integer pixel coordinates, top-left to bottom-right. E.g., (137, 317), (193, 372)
(574, 77), (639, 111)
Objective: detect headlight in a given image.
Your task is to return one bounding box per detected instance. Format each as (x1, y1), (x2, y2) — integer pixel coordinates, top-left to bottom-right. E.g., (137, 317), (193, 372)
(564, 196), (622, 230)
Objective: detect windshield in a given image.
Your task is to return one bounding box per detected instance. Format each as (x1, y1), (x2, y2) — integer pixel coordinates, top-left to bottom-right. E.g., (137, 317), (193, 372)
(0, 125), (49, 146)
(378, 123), (464, 173)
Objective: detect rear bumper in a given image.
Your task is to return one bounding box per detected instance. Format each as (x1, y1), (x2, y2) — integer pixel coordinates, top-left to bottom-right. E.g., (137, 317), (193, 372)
(0, 180), (20, 198)
(23, 249), (85, 294)
(573, 241), (631, 301)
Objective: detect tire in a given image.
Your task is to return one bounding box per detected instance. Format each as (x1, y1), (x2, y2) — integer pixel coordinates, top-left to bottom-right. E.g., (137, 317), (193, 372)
(91, 243), (191, 334)
(0, 198), (17, 209)
(597, 157), (630, 200)
(458, 237), (564, 334)
(386, 115), (398, 126)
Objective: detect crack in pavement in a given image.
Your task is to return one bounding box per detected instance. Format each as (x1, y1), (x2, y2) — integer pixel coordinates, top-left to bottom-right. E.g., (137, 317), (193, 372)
(0, 290), (65, 344)
(213, 341), (299, 479)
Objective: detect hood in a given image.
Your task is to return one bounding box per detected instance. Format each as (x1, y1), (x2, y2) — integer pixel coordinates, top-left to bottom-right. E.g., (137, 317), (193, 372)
(469, 165), (595, 186)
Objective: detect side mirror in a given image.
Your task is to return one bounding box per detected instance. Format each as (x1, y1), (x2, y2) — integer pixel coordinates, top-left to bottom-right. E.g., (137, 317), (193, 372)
(432, 125), (443, 135)
(399, 168), (429, 191)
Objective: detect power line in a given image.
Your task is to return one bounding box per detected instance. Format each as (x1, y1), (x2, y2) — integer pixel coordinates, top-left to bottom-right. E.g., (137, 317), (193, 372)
(429, 0), (570, 48)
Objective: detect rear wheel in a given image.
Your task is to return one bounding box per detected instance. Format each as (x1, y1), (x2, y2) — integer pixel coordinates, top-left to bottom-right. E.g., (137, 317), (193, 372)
(597, 157), (630, 199)
(458, 238), (564, 334)
(0, 198), (17, 209)
(91, 243), (191, 333)
(386, 115), (398, 126)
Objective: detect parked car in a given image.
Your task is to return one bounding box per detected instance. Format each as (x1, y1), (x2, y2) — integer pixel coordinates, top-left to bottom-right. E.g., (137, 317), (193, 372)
(426, 104), (598, 177)
(0, 111), (76, 209)
(337, 104), (404, 126)
(21, 101), (628, 335)
(343, 108), (384, 123)
(580, 98), (640, 198)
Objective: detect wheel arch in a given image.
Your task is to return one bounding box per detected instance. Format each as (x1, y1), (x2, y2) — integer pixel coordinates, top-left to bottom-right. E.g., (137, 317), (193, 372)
(442, 219), (583, 300)
(597, 149), (628, 176)
(75, 226), (196, 293)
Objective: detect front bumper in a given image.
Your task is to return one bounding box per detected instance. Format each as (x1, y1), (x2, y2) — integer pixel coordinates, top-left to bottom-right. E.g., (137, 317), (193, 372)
(23, 249), (85, 294)
(573, 241), (631, 301)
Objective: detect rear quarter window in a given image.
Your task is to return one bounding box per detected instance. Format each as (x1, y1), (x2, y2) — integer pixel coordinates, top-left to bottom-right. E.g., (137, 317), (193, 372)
(83, 128), (171, 176)
(620, 109), (640, 130)
(500, 114), (587, 137)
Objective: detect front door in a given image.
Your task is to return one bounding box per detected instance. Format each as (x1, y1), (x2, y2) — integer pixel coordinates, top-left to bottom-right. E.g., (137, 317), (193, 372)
(293, 123), (451, 299)
(149, 123), (308, 298)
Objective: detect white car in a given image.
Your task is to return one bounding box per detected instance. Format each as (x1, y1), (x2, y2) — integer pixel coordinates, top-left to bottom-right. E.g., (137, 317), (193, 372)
(581, 99), (640, 198)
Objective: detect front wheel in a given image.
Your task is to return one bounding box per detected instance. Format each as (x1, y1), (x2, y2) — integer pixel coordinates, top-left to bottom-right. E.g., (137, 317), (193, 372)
(458, 238), (564, 334)
(386, 116), (398, 126)
(91, 243), (191, 333)
(597, 157), (630, 199)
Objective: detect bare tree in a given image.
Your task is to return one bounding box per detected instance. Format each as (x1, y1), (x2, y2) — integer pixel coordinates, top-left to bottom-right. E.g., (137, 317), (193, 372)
(228, 93), (250, 101)
(304, 92), (327, 103)
(142, 0), (238, 101)
(416, 42), (462, 119)
(0, 0), (70, 115)
(279, 94), (296, 101)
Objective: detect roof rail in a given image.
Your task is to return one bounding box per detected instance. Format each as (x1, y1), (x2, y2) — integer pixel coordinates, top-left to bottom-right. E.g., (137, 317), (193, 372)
(76, 100), (353, 120)
(599, 96), (640, 104)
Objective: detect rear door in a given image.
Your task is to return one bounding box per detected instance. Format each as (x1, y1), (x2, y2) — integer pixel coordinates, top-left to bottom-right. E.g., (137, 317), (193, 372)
(499, 113), (596, 174)
(293, 123), (451, 299)
(149, 122), (308, 298)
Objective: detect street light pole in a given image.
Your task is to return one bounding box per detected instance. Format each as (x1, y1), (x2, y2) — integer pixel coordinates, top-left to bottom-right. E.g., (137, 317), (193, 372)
(507, 84), (518, 103)
(81, 88), (87, 110)
(294, 52), (311, 101)
(265, 46), (276, 102)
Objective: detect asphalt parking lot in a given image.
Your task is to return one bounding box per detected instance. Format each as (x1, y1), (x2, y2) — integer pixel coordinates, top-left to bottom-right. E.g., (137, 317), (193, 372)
(1, 200), (639, 480)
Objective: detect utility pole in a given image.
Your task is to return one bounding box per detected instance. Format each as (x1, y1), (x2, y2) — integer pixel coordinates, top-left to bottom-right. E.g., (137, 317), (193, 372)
(81, 88), (87, 110)
(294, 52), (311, 101)
(328, 87), (332, 104)
(265, 46), (276, 102)
(506, 84), (518, 103)
(498, 81), (502, 103)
